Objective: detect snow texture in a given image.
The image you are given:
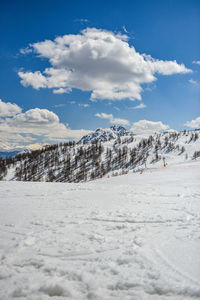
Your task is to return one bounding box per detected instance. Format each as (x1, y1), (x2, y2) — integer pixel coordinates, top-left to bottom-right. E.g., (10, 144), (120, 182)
(0, 160), (200, 299)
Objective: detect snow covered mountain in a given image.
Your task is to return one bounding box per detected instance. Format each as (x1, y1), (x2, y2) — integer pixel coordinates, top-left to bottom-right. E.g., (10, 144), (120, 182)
(0, 150), (21, 159)
(0, 148), (30, 159)
(77, 125), (134, 144)
(0, 129), (200, 182)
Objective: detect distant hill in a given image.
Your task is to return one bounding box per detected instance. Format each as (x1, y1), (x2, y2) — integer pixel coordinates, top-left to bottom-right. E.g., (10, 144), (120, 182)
(0, 150), (21, 159)
(0, 148), (30, 159)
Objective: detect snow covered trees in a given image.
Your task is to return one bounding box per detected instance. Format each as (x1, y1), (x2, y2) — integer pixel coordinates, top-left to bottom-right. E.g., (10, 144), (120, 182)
(193, 151), (200, 160)
(1, 129), (200, 183)
(0, 158), (7, 180)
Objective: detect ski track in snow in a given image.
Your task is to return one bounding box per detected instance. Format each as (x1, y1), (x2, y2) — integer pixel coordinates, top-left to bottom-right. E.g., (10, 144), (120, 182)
(0, 161), (200, 299)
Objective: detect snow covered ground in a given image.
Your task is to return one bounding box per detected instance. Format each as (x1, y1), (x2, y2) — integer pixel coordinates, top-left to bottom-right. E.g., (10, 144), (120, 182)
(0, 161), (200, 300)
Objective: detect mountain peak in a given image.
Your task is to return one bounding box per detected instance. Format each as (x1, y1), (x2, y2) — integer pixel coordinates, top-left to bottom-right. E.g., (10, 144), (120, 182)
(77, 125), (133, 144)
(110, 125), (125, 131)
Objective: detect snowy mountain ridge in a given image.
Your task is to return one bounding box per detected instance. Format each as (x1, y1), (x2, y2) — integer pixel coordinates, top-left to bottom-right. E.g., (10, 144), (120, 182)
(0, 150), (21, 159)
(0, 128), (200, 182)
(0, 148), (30, 159)
(77, 125), (134, 144)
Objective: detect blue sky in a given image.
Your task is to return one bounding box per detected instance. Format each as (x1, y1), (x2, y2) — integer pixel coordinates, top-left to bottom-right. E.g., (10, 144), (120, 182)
(0, 0), (199, 150)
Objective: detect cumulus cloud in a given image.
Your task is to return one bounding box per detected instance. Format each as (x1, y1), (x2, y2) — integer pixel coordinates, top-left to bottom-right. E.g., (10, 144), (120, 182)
(0, 101), (91, 150)
(130, 120), (169, 134)
(9, 108), (59, 126)
(130, 103), (146, 109)
(0, 99), (22, 117)
(19, 70), (47, 89)
(184, 117), (200, 129)
(111, 117), (130, 126)
(18, 28), (191, 101)
(0, 133), (36, 151)
(95, 112), (130, 126)
(53, 87), (72, 94)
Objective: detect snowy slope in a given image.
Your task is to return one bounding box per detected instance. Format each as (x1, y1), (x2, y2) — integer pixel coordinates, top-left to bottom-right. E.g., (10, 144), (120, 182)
(0, 161), (200, 299)
(1, 128), (200, 183)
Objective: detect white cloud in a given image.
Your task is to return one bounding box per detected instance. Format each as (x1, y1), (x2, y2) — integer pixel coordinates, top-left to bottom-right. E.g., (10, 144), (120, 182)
(184, 116), (200, 129)
(113, 106), (120, 111)
(130, 120), (169, 134)
(0, 99), (22, 117)
(0, 103), (91, 150)
(78, 104), (90, 108)
(26, 143), (44, 150)
(95, 112), (113, 120)
(130, 103), (146, 109)
(189, 79), (199, 86)
(18, 70), (47, 89)
(166, 129), (178, 133)
(8, 108), (59, 126)
(53, 104), (66, 108)
(95, 112), (130, 126)
(123, 26), (128, 33)
(111, 118), (130, 126)
(20, 47), (32, 55)
(53, 87), (72, 94)
(192, 60), (200, 65)
(0, 133), (36, 151)
(74, 18), (89, 23)
(18, 28), (191, 101)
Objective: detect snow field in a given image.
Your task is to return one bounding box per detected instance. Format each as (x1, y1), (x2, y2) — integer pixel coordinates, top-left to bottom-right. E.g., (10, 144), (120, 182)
(0, 160), (200, 299)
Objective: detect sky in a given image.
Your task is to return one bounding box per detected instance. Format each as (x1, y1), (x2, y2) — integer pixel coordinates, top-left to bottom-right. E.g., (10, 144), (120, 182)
(0, 0), (200, 150)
